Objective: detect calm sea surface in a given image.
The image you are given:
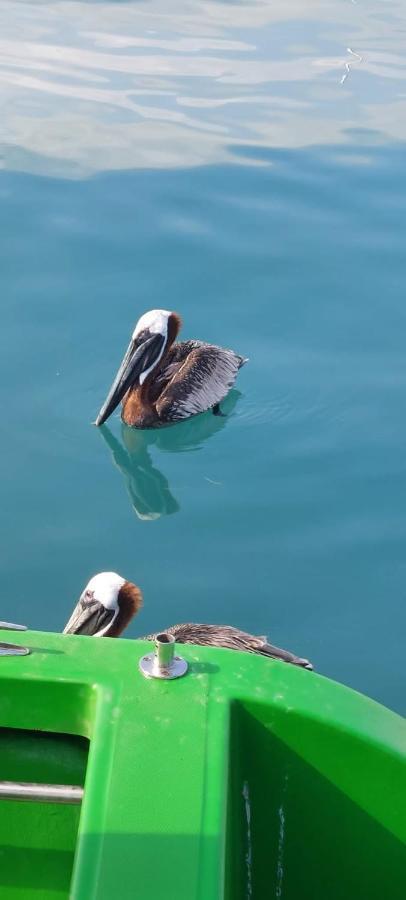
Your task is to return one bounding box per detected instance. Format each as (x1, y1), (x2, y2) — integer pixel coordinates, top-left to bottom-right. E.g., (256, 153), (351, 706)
(1, 0), (405, 712)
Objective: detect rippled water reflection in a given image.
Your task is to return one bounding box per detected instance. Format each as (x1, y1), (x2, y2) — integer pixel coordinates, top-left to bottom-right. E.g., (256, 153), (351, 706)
(98, 392), (239, 519)
(2, 0), (406, 175)
(1, 0), (406, 712)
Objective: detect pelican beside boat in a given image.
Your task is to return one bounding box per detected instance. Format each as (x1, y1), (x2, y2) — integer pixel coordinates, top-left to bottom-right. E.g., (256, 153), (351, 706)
(63, 572), (313, 669)
(95, 309), (247, 428)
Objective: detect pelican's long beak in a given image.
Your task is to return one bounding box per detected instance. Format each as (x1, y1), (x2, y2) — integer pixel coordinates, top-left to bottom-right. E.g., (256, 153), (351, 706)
(95, 332), (165, 426)
(63, 598), (115, 637)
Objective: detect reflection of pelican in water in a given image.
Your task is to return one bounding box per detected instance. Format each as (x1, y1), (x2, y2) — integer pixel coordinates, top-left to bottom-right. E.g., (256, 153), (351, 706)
(99, 426), (178, 521)
(98, 391), (241, 520)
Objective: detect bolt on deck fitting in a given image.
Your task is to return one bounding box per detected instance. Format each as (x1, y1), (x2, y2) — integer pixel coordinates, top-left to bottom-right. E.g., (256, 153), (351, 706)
(139, 632), (188, 680)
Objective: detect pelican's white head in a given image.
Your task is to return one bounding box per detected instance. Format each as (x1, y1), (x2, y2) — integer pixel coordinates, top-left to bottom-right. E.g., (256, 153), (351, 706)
(132, 309), (172, 385)
(84, 572), (125, 611)
(132, 309), (172, 341)
(63, 571), (142, 638)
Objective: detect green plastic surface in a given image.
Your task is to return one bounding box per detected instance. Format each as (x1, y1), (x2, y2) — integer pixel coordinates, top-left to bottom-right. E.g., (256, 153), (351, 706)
(0, 730), (88, 898)
(0, 628), (404, 899)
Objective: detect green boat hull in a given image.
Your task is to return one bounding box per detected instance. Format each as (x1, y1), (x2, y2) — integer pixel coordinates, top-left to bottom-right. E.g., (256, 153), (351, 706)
(0, 628), (404, 899)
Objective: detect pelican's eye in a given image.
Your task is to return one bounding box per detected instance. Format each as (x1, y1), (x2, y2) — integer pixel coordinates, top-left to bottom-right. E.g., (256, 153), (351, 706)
(84, 589), (94, 602)
(135, 328), (149, 342)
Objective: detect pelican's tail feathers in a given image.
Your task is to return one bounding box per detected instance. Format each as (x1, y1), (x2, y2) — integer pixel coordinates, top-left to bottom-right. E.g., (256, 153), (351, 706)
(263, 641), (313, 670)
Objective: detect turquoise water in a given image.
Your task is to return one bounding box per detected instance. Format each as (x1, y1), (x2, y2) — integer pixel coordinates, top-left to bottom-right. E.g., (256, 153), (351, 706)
(1, 0), (406, 712)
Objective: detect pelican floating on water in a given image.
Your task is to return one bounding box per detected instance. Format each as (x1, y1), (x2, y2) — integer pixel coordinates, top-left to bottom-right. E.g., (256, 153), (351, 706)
(95, 310), (247, 428)
(63, 572), (313, 669)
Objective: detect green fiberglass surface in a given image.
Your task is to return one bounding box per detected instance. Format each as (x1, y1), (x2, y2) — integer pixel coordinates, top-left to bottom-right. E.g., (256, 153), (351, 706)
(0, 628), (404, 899)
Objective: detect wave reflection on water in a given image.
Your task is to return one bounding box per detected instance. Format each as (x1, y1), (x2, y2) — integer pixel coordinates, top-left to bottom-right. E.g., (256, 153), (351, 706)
(1, 0), (406, 176)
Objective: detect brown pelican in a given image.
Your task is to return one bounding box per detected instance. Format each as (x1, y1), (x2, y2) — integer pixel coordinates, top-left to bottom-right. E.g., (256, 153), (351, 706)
(95, 310), (247, 428)
(63, 573), (313, 669)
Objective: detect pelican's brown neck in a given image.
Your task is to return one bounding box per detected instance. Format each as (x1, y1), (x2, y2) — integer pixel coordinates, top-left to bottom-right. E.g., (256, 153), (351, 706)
(167, 312), (182, 345)
(108, 580), (143, 638)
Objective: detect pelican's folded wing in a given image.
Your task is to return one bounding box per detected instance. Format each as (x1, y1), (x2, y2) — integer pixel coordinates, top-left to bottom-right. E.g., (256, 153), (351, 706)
(156, 341), (246, 422)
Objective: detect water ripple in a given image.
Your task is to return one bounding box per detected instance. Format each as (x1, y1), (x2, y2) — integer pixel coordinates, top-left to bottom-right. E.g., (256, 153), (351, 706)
(1, 0), (406, 175)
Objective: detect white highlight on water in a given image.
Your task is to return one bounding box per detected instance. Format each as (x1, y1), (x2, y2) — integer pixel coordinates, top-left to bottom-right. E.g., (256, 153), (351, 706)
(275, 772), (289, 899)
(242, 781), (253, 900)
(347, 48), (363, 62)
(275, 805), (285, 898)
(341, 47), (363, 84)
